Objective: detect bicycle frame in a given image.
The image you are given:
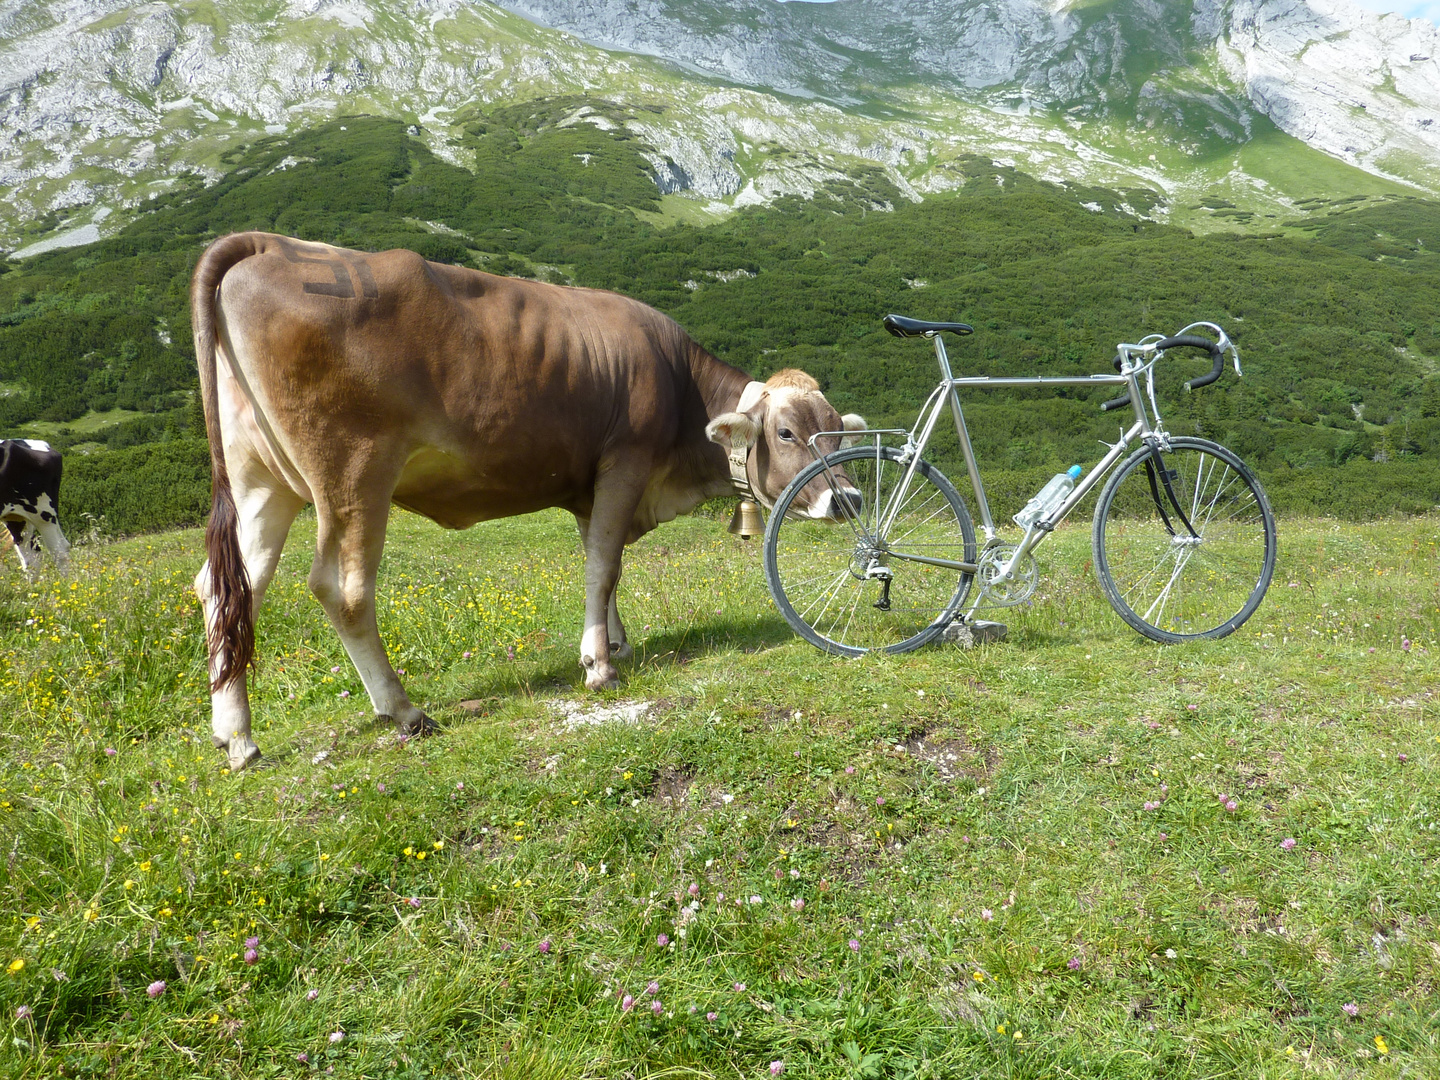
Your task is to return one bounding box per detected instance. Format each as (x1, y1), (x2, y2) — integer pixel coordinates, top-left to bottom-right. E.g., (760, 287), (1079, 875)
(804, 322), (1238, 587)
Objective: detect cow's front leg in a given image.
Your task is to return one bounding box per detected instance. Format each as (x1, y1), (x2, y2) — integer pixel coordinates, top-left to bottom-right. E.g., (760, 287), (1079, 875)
(309, 497), (433, 737)
(576, 516), (633, 663)
(34, 518), (70, 575)
(579, 458), (647, 690)
(607, 589), (633, 662)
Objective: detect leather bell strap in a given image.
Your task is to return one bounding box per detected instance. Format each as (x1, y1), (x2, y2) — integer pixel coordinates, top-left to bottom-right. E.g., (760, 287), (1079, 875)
(729, 381), (765, 497)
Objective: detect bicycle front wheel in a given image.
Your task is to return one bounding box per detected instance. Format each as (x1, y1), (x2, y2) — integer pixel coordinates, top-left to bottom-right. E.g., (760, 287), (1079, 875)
(1092, 437), (1276, 642)
(763, 445), (976, 656)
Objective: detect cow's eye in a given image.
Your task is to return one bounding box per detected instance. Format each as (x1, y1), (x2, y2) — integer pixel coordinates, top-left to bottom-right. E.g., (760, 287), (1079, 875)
(778, 428), (796, 442)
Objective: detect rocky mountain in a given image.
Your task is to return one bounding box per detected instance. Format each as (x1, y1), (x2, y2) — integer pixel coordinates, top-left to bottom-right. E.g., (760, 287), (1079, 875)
(501, 0), (1440, 180)
(2, 0), (1440, 253)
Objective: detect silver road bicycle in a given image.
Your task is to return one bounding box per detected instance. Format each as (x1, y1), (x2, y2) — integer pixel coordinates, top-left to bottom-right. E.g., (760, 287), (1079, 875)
(762, 314), (1278, 656)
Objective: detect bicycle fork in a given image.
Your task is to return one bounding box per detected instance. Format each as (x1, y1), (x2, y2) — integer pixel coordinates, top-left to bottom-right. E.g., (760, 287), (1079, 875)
(1142, 447), (1201, 540)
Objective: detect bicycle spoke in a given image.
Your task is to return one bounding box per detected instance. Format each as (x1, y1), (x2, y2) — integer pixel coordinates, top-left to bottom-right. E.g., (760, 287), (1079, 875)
(1117, 545), (1180, 607)
(1096, 439), (1275, 642)
(886, 491), (963, 548)
(1140, 548), (1192, 626)
(765, 447), (975, 655)
(1198, 489), (1259, 532)
(797, 566), (858, 625)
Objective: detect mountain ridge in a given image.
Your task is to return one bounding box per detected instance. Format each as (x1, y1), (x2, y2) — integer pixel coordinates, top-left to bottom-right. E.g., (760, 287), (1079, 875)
(3, 0), (1440, 253)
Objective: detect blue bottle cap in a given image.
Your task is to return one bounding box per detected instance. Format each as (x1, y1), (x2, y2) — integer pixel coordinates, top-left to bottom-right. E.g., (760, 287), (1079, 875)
(1067, 465), (1083, 479)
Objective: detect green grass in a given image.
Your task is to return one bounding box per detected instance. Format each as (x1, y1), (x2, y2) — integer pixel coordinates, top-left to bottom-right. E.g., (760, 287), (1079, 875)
(1, 509), (1436, 1077)
(1234, 126), (1414, 206)
(14, 408), (149, 441)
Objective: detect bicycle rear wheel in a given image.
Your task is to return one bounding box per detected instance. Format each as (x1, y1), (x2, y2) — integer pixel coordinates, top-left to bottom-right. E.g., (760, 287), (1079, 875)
(1092, 437), (1276, 642)
(763, 445), (976, 656)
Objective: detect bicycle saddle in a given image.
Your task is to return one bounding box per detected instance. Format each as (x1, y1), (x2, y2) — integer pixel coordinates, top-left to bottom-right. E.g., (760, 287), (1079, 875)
(883, 314), (975, 338)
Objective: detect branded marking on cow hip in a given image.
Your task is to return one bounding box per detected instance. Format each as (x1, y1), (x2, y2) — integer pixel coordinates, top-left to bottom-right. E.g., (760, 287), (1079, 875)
(276, 236), (378, 299)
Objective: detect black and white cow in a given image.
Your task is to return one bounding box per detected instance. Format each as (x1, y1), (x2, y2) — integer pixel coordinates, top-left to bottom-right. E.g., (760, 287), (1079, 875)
(0, 439), (70, 578)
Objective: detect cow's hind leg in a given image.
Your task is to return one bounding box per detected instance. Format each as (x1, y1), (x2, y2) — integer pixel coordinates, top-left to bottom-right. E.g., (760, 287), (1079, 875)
(309, 498), (432, 737)
(579, 456), (648, 690)
(3, 521), (29, 577)
(576, 517), (633, 662)
(197, 479), (305, 771)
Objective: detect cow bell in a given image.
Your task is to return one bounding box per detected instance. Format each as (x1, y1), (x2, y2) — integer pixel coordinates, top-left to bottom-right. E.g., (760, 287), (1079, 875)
(728, 498), (764, 540)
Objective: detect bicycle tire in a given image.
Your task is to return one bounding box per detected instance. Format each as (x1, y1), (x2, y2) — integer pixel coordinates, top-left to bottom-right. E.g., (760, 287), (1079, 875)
(1091, 437), (1276, 642)
(763, 445), (977, 656)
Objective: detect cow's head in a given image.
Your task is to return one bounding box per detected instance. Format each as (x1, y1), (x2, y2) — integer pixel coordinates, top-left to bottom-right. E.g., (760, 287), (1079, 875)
(706, 369), (865, 519)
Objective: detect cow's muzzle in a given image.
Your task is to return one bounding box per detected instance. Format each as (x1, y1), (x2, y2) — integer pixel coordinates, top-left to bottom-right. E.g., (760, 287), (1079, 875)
(808, 486), (864, 521)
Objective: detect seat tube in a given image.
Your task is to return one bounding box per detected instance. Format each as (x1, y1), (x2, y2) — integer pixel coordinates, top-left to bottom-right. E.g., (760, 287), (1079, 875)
(933, 334), (996, 538)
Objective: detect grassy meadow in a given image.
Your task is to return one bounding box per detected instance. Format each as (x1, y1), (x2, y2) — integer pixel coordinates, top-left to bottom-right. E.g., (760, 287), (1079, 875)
(0, 507), (1436, 1078)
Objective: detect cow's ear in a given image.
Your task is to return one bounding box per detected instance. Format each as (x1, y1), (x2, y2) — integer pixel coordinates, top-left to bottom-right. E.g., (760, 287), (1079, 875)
(840, 412), (867, 448)
(706, 412), (760, 450)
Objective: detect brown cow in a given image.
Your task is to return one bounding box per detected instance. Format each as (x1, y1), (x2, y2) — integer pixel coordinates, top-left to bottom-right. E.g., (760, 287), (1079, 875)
(191, 232), (863, 771)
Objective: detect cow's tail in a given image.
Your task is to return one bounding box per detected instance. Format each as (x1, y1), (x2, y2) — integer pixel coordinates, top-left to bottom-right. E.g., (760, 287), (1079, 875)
(191, 232), (263, 691)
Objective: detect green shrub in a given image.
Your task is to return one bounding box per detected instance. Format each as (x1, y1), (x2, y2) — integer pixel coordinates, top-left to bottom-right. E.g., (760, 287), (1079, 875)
(61, 440), (211, 537)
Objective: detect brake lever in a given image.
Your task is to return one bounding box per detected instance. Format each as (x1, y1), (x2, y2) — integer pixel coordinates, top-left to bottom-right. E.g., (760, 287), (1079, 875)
(1175, 320), (1242, 377)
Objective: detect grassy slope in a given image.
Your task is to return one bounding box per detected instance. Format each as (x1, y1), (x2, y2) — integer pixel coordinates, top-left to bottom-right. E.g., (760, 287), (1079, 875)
(0, 509), (1435, 1078)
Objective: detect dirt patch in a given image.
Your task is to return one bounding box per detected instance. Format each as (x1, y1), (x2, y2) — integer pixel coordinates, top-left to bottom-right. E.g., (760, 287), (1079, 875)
(455, 827), (504, 860)
(749, 703), (800, 732)
(648, 764), (695, 808)
(651, 694), (696, 711)
(801, 819), (885, 884)
(1208, 895), (1284, 936)
(903, 729), (997, 783)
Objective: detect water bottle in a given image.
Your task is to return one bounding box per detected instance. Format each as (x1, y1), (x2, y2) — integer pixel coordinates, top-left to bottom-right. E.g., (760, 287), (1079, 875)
(1013, 465), (1082, 529)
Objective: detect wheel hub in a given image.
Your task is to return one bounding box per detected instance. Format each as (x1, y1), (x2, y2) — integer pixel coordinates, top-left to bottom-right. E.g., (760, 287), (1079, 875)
(850, 538), (888, 579)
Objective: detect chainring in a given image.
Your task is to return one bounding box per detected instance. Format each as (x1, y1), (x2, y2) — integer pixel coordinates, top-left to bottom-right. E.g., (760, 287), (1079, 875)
(976, 545), (1039, 607)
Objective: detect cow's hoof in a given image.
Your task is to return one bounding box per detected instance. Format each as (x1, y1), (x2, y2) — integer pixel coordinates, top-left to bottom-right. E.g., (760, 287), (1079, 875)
(399, 712), (436, 738)
(611, 640), (634, 662)
(584, 662), (620, 691)
(217, 736), (262, 773)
